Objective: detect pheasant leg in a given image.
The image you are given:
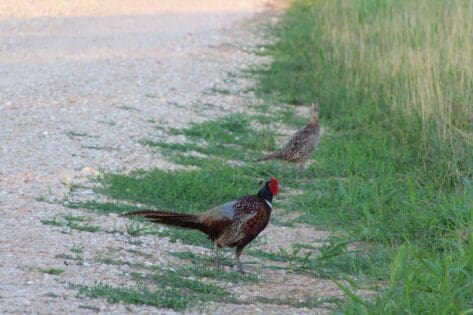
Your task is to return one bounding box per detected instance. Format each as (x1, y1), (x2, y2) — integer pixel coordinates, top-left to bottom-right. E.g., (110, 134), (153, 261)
(236, 247), (244, 274)
(296, 161), (305, 172)
(213, 242), (221, 270)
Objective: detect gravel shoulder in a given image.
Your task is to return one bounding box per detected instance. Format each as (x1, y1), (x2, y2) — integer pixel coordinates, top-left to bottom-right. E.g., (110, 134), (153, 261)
(0, 1), (337, 313)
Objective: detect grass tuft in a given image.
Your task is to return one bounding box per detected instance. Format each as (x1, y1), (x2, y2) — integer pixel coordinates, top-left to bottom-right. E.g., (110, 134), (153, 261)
(74, 265), (233, 310)
(42, 214), (100, 233)
(38, 268), (64, 275)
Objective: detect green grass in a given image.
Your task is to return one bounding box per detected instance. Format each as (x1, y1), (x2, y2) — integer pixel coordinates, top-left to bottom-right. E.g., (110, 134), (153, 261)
(75, 261), (239, 310)
(75, 283), (193, 310)
(65, 131), (97, 139)
(42, 214), (100, 233)
(256, 296), (341, 309)
(95, 166), (263, 211)
(117, 105), (140, 112)
(204, 86), (231, 95)
(131, 270), (228, 300)
(38, 268), (64, 275)
(66, 200), (139, 214)
(78, 305), (100, 312)
(55, 245), (85, 265)
(172, 265), (258, 283)
(142, 113), (276, 162)
(95, 251), (257, 283)
(95, 256), (148, 270)
(249, 240), (389, 279)
(125, 220), (210, 247)
(169, 250), (259, 282)
(256, 0), (473, 313)
(169, 250), (234, 267)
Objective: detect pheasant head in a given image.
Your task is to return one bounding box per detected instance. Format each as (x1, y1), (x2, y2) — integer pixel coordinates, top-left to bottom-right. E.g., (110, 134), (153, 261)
(258, 177), (279, 205)
(309, 102), (320, 127)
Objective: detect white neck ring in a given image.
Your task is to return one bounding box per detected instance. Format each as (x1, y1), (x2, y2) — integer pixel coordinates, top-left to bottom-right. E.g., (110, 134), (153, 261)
(264, 199), (272, 209)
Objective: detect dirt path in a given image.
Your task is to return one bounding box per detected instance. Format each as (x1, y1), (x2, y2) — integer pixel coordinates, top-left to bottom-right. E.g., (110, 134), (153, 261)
(0, 1), (338, 313)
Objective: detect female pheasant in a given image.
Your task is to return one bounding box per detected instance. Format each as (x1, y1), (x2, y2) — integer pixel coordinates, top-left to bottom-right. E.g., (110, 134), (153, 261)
(120, 178), (279, 273)
(257, 102), (320, 170)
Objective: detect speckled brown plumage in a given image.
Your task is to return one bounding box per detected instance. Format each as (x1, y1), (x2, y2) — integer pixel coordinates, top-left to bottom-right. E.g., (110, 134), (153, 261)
(257, 103), (320, 169)
(120, 178), (279, 272)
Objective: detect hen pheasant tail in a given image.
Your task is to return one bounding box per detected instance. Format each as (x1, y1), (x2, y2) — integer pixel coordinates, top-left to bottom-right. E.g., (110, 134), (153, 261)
(255, 151), (282, 162)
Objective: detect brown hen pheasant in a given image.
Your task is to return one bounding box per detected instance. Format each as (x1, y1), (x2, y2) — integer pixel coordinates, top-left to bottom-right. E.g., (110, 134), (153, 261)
(120, 178), (279, 273)
(257, 103), (320, 169)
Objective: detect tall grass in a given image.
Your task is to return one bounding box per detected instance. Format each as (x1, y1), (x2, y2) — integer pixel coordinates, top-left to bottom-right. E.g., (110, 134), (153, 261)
(266, 0), (473, 127)
(258, 0), (473, 313)
(261, 0), (473, 188)
(317, 0), (473, 128)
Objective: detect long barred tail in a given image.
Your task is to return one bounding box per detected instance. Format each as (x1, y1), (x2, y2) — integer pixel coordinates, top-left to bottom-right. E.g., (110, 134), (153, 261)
(120, 210), (205, 231)
(256, 151), (282, 162)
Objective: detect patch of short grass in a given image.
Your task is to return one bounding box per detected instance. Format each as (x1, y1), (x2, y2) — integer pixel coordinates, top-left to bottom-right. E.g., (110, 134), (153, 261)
(55, 245), (84, 265)
(175, 265), (259, 283)
(41, 214), (100, 233)
(125, 220), (210, 248)
(78, 305), (100, 312)
(204, 86), (231, 95)
(249, 240), (389, 280)
(75, 266), (233, 310)
(75, 283), (190, 310)
(93, 165), (271, 213)
(256, 296), (341, 309)
(117, 105), (140, 112)
(169, 250), (233, 267)
(38, 268), (64, 275)
(133, 270), (228, 300)
(143, 113), (276, 162)
(169, 251), (259, 282)
(95, 256), (149, 270)
(81, 145), (111, 151)
(66, 201), (138, 214)
(65, 131), (97, 139)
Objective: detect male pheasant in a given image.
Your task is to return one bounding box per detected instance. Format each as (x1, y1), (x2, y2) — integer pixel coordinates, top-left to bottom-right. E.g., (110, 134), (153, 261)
(257, 102), (320, 169)
(120, 177), (279, 273)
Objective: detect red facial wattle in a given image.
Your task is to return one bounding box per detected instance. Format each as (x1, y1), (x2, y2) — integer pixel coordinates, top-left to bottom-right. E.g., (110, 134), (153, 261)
(269, 178), (279, 195)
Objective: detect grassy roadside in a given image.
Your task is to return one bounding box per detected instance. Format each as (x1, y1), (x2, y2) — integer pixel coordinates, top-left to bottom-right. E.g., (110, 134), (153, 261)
(60, 0), (473, 312)
(66, 90), (376, 309)
(257, 0), (473, 313)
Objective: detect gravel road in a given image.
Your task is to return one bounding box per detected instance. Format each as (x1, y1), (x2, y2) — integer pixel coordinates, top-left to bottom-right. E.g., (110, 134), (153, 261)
(0, 1), (336, 314)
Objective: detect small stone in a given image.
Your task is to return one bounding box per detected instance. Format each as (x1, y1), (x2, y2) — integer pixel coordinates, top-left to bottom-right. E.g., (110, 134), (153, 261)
(81, 167), (99, 176)
(76, 189), (95, 196)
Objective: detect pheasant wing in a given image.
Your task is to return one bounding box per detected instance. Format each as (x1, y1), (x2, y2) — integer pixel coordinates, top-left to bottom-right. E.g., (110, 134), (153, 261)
(216, 211), (258, 246)
(280, 127), (312, 160)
